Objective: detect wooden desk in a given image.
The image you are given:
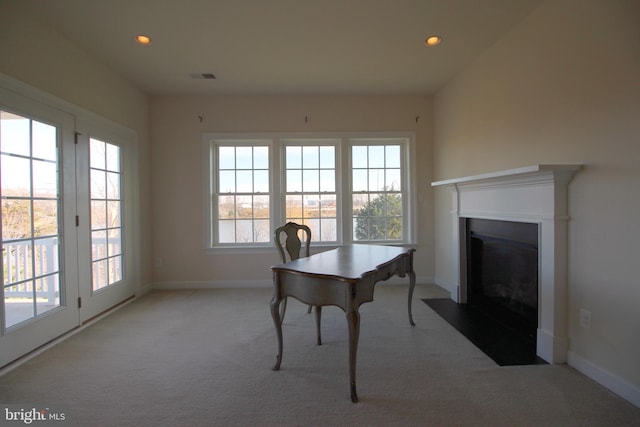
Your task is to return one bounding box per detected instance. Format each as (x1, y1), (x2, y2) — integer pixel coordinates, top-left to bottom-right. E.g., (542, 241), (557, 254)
(270, 244), (416, 402)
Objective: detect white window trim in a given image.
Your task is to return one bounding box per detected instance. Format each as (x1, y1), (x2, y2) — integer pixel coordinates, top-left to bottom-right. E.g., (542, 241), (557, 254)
(202, 132), (417, 254)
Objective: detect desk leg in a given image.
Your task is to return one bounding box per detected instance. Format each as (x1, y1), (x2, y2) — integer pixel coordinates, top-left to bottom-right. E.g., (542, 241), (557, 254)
(270, 293), (283, 371)
(315, 306), (322, 346)
(347, 308), (360, 403)
(408, 269), (416, 326)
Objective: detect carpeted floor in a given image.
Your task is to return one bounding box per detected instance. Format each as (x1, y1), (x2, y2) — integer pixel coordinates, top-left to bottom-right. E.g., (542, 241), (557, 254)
(1, 285), (638, 426)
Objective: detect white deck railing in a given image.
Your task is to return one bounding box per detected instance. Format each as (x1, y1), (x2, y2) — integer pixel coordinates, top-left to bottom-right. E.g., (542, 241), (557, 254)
(3, 237), (58, 304)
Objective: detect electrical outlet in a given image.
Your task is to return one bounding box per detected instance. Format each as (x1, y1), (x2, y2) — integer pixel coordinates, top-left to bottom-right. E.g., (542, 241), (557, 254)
(579, 308), (592, 329)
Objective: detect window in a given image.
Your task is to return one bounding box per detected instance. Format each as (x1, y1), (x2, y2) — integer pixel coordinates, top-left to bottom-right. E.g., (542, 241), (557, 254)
(89, 137), (124, 290)
(213, 141), (271, 244)
(351, 142), (404, 242)
(1, 110), (61, 326)
(204, 133), (415, 249)
(284, 141), (338, 242)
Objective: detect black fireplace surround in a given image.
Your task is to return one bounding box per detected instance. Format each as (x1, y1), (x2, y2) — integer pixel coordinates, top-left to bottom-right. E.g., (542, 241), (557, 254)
(466, 218), (539, 339)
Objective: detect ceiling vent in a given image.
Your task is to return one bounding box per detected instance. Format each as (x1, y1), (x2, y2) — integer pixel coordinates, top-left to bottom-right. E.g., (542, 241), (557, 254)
(190, 73), (216, 79)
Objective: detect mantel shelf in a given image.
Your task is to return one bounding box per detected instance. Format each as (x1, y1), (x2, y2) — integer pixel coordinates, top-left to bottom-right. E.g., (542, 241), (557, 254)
(431, 164), (582, 187)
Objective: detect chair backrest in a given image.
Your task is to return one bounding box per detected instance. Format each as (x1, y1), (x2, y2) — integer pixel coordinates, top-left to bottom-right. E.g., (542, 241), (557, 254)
(274, 222), (311, 263)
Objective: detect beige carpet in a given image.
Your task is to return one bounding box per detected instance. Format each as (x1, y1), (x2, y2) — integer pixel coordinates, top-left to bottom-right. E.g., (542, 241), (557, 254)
(1, 285), (638, 426)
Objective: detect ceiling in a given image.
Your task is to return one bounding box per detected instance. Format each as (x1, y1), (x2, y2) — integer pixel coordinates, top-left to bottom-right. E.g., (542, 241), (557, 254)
(23, 0), (542, 96)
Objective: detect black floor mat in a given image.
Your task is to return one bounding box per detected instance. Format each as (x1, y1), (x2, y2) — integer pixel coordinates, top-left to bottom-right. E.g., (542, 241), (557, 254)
(423, 298), (547, 366)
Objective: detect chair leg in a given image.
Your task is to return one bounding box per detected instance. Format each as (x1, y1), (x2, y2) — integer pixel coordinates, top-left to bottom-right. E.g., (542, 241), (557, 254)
(279, 297), (288, 324)
(315, 306), (322, 345)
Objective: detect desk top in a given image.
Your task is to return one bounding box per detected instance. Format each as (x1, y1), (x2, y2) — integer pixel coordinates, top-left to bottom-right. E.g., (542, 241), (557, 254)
(270, 244), (414, 283)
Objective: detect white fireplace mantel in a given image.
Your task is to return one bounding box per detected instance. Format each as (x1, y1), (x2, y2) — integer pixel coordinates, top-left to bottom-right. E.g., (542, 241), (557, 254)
(432, 164), (581, 364)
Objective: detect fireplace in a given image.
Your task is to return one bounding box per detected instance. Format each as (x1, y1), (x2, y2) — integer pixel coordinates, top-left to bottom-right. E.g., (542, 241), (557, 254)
(432, 165), (581, 363)
(466, 218), (538, 340)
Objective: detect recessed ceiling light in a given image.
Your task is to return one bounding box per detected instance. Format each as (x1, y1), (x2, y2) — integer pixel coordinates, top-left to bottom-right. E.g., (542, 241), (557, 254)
(135, 35), (152, 45)
(425, 36), (442, 46)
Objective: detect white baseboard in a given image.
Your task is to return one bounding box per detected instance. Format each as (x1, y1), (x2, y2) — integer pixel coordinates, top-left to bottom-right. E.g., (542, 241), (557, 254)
(567, 350), (640, 408)
(434, 277), (458, 301)
(152, 276), (434, 291)
(153, 280), (272, 290)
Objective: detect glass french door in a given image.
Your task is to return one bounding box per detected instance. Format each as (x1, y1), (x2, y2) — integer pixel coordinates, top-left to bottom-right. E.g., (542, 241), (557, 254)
(0, 88), (80, 367)
(0, 83), (136, 367)
(75, 129), (135, 322)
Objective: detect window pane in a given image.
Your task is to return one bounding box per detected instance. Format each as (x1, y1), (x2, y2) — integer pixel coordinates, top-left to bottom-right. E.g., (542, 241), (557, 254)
(107, 200), (121, 228)
(218, 195), (235, 219)
(93, 259), (108, 290)
(32, 200), (58, 237)
(352, 146), (367, 168)
(218, 171), (235, 192)
(35, 275), (59, 315)
(106, 172), (120, 199)
(386, 169), (401, 190)
(109, 256), (122, 284)
(236, 195), (253, 218)
(1, 155), (30, 196)
(286, 146), (302, 168)
(320, 218), (337, 241)
(108, 228), (122, 256)
(352, 169), (367, 192)
(302, 146), (319, 168)
(91, 201), (107, 229)
(303, 196), (320, 218)
(386, 145), (400, 168)
(2, 199), (31, 241)
(235, 147), (252, 169)
(254, 195), (270, 218)
(319, 146), (334, 168)
(235, 220), (253, 242)
(91, 169), (106, 199)
(287, 170), (302, 192)
(92, 230), (107, 260)
(90, 139), (105, 169)
(236, 170), (253, 192)
(254, 146), (269, 169)
(32, 121), (57, 161)
(218, 220), (235, 243)
(302, 170), (319, 192)
(219, 147), (235, 169)
(319, 170), (335, 192)
(254, 219), (270, 242)
(319, 194), (336, 217)
(368, 146), (385, 168)
(254, 170), (269, 193)
(286, 195), (304, 221)
(105, 145), (119, 173)
(32, 159), (57, 198)
(0, 111), (30, 156)
(33, 237), (58, 276)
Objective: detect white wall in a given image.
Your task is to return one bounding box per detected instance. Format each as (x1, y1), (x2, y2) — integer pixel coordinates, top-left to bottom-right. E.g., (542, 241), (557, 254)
(433, 0), (640, 402)
(0, 2), (153, 290)
(150, 94), (434, 285)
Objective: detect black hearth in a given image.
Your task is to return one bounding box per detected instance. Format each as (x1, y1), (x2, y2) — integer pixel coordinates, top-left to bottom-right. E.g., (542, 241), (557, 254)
(466, 218), (539, 340)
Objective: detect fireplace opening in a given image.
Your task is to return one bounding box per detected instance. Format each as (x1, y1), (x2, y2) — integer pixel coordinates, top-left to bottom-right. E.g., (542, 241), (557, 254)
(466, 218), (539, 340)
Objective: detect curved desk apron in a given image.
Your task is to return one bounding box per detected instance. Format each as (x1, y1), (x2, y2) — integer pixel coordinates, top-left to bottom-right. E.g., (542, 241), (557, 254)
(270, 244), (416, 403)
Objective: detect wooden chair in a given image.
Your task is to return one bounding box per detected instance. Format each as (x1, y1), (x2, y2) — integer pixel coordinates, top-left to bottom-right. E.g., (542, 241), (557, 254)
(274, 222), (322, 345)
